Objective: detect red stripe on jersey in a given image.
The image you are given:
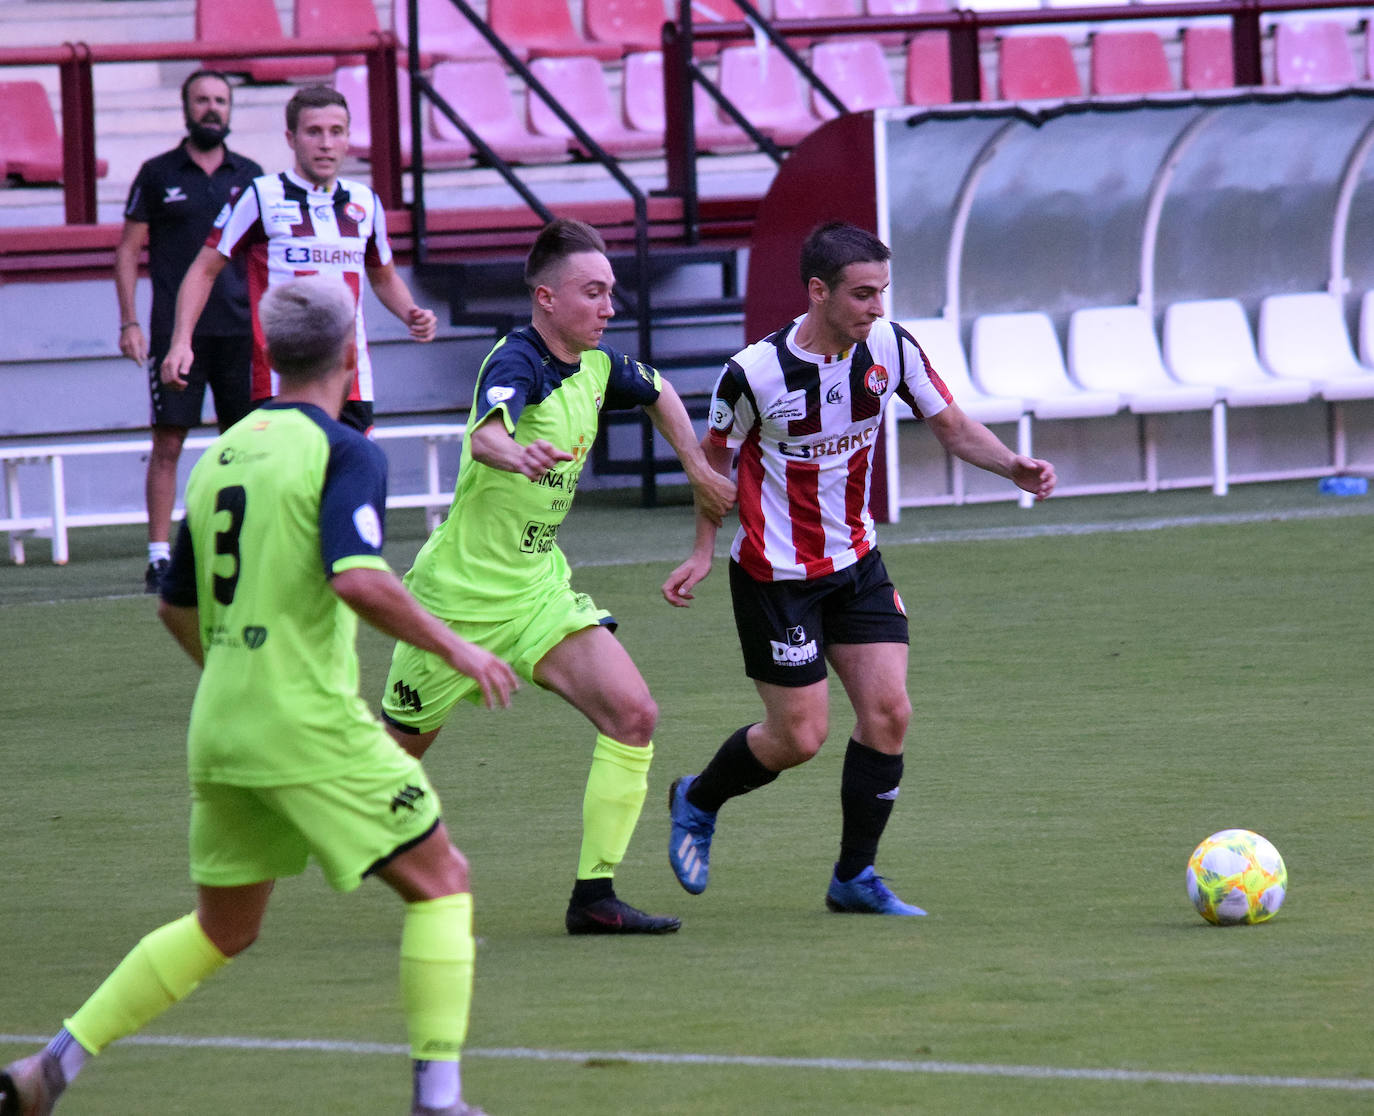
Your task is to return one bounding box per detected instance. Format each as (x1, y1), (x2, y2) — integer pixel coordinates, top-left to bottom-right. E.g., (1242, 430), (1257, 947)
(845, 443), (871, 550)
(247, 242), (273, 401)
(343, 271), (364, 401)
(736, 432), (772, 581)
(787, 462), (833, 578)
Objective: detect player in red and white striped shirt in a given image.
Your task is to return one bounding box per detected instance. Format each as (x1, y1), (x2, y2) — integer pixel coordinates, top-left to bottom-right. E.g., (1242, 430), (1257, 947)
(663, 222), (1055, 916)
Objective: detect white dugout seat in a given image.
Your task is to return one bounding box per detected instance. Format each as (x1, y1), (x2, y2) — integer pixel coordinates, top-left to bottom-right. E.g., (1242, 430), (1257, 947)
(1068, 304), (1222, 493)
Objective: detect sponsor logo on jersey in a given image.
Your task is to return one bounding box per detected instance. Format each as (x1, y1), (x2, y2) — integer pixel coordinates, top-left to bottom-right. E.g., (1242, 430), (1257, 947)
(344, 201), (366, 223)
(391, 679), (423, 713)
(241, 626), (268, 650)
(776, 425), (875, 460)
(709, 398), (733, 433)
(764, 389), (807, 423)
(771, 624), (818, 666)
(213, 201), (232, 228)
(283, 245), (366, 266)
(353, 503), (382, 549)
(267, 200), (303, 225)
(485, 385), (516, 408)
(163, 186), (187, 204)
(520, 520), (559, 554)
(864, 364), (889, 396)
(825, 383), (844, 405)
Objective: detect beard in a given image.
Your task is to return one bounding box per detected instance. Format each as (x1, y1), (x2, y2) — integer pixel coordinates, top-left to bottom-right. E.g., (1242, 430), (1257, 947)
(185, 113), (230, 152)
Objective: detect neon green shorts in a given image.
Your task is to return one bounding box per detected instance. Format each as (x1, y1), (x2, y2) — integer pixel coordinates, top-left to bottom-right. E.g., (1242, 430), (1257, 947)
(382, 585), (613, 736)
(188, 729), (442, 893)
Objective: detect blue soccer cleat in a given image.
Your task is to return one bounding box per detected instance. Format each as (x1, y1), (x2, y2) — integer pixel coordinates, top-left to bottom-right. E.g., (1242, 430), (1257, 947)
(825, 865), (927, 916)
(668, 775), (716, 895)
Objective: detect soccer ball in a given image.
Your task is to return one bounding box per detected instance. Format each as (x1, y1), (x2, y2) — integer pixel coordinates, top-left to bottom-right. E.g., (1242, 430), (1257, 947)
(1186, 829), (1287, 925)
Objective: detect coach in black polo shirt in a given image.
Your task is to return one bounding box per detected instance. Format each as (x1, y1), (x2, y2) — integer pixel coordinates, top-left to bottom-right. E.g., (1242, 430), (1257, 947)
(114, 70), (263, 594)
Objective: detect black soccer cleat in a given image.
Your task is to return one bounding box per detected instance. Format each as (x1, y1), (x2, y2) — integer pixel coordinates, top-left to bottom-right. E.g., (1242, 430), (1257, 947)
(565, 895), (681, 936)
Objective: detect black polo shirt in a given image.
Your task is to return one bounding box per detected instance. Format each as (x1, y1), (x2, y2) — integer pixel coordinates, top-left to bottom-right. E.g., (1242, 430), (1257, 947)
(124, 143), (263, 340)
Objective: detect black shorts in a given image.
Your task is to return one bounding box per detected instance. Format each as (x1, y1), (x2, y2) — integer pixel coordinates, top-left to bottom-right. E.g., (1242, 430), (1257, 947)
(729, 549), (909, 688)
(149, 334), (253, 431)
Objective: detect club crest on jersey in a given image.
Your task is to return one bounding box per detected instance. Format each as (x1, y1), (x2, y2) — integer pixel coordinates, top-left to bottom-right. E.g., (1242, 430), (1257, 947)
(864, 365), (889, 396)
(485, 385), (515, 408)
(353, 503), (382, 549)
(344, 201), (366, 223)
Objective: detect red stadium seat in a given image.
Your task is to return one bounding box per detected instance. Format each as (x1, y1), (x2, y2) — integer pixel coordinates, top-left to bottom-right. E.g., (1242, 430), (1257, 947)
(489, 0), (624, 60)
(905, 31), (956, 104)
(526, 56), (665, 157)
(773, 0), (862, 19)
(868, 0), (952, 14)
(622, 50), (754, 153)
(196, 0), (335, 83)
(584, 0), (669, 54)
(296, 0), (378, 66)
(395, 0), (529, 65)
(0, 81), (108, 184)
(1274, 20), (1358, 86)
(997, 33), (1082, 100)
(810, 38), (900, 119)
(718, 43), (820, 147)
(430, 60), (570, 163)
(1181, 25), (1234, 91)
(333, 65), (473, 168)
(1090, 29), (1175, 95)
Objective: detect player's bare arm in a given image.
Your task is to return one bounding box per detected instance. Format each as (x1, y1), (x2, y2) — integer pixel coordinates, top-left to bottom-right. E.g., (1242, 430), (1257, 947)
(662, 435), (734, 607)
(925, 402), (1057, 501)
(157, 600), (204, 667)
(366, 262), (438, 342)
(113, 219), (150, 365)
(645, 379), (737, 527)
(331, 566), (518, 710)
(467, 414), (574, 480)
(162, 246), (228, 388)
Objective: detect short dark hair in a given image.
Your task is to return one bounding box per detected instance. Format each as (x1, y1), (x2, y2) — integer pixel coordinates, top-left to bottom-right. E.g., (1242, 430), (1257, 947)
(524, 218), (608, 290)
(259, 276), (357, 382)
(286, 85), (349, 132)
(180, 70), (233, 112)
(799, 221), (891, 290)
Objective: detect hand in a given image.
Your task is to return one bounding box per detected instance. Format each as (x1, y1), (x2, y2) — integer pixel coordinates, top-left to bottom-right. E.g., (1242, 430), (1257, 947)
(1011, 456), (1057, 501)
(407, 306), (438, 343)
(119, 322), (147, 366)
(442, 640), (519, 710)
(691, 470), (737, 528)
(160, 342), (194, 391)
(662, 552), (712, 608)
(512, 438), (574, 481)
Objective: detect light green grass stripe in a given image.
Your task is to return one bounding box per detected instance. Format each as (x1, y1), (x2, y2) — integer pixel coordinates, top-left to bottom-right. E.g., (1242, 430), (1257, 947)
(5, 1035), (1371, 1092)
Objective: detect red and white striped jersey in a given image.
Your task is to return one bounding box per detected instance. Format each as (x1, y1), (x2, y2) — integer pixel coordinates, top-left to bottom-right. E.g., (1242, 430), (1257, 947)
(708, 317), (951, 582)
(206, 169), (393, 404)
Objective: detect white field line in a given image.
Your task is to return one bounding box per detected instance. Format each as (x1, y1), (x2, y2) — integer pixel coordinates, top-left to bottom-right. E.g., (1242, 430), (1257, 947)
(2, 1033), (1372, 1092)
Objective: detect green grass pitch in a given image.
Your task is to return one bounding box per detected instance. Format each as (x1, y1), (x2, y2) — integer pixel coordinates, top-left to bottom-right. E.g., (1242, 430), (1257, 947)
(2, 482), (1372, 1114)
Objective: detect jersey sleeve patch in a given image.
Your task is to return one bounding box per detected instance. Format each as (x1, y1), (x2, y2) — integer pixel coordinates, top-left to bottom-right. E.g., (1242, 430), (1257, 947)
(320, 429), (389, 572)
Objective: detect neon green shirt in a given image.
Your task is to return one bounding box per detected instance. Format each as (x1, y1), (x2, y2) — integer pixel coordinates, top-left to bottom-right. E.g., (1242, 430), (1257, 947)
(163, 403), (392, 785)
(404, 326), (661, 620)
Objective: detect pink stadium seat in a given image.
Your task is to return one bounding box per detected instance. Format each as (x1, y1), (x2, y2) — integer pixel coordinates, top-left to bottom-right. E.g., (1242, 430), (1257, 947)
(1182, 25), (1234, 91)
(526, 55), (665, 157)
(395, 0), (528, 65)
(692, 0), (749, 18)
(905, 30), (955, 104)
(430, 60), (570, 163)
(774, 0), (862, 18)
(997, 33), (1082, 100)
(1274, 20), (1358, 86)
(868, 0), (952, 13)
(718, 43), (820, 147)
(334, 65), (473, 168)
(621, 50), (753, 153)
(1090, 29), (1175, 95)
(196, 0), (335, 82)
(810, 37), (900, 119)
(489, 0), (624, 60)
(296, 0), (378, 66)
(584, 0), (669, 54)
(0, 81), (108, 184)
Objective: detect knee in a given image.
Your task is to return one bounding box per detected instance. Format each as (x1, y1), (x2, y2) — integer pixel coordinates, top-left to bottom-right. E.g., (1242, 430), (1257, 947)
(869, 692), (912, 744)
(769, 715), (828, 767)
(436, 843), (471, 895)
(204, 923), (259, 959)
(609, 692), (657, 747)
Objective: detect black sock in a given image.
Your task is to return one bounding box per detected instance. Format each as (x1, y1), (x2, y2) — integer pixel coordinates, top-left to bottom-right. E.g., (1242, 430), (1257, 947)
(687, 724), (779, 814)
(569, 877), (615, 908)
(835, 738), (903, 883)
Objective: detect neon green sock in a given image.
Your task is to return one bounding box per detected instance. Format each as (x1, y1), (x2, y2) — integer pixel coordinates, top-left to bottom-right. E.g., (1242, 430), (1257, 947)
(64, 912), (228, 1055)
(401, 893), (474, 1062)
(576, 734), (652, 880)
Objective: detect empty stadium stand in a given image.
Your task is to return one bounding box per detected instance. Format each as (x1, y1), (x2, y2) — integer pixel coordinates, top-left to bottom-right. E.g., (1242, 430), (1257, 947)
(196, 0), (335, 82)
(0, 80), (108, 184)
